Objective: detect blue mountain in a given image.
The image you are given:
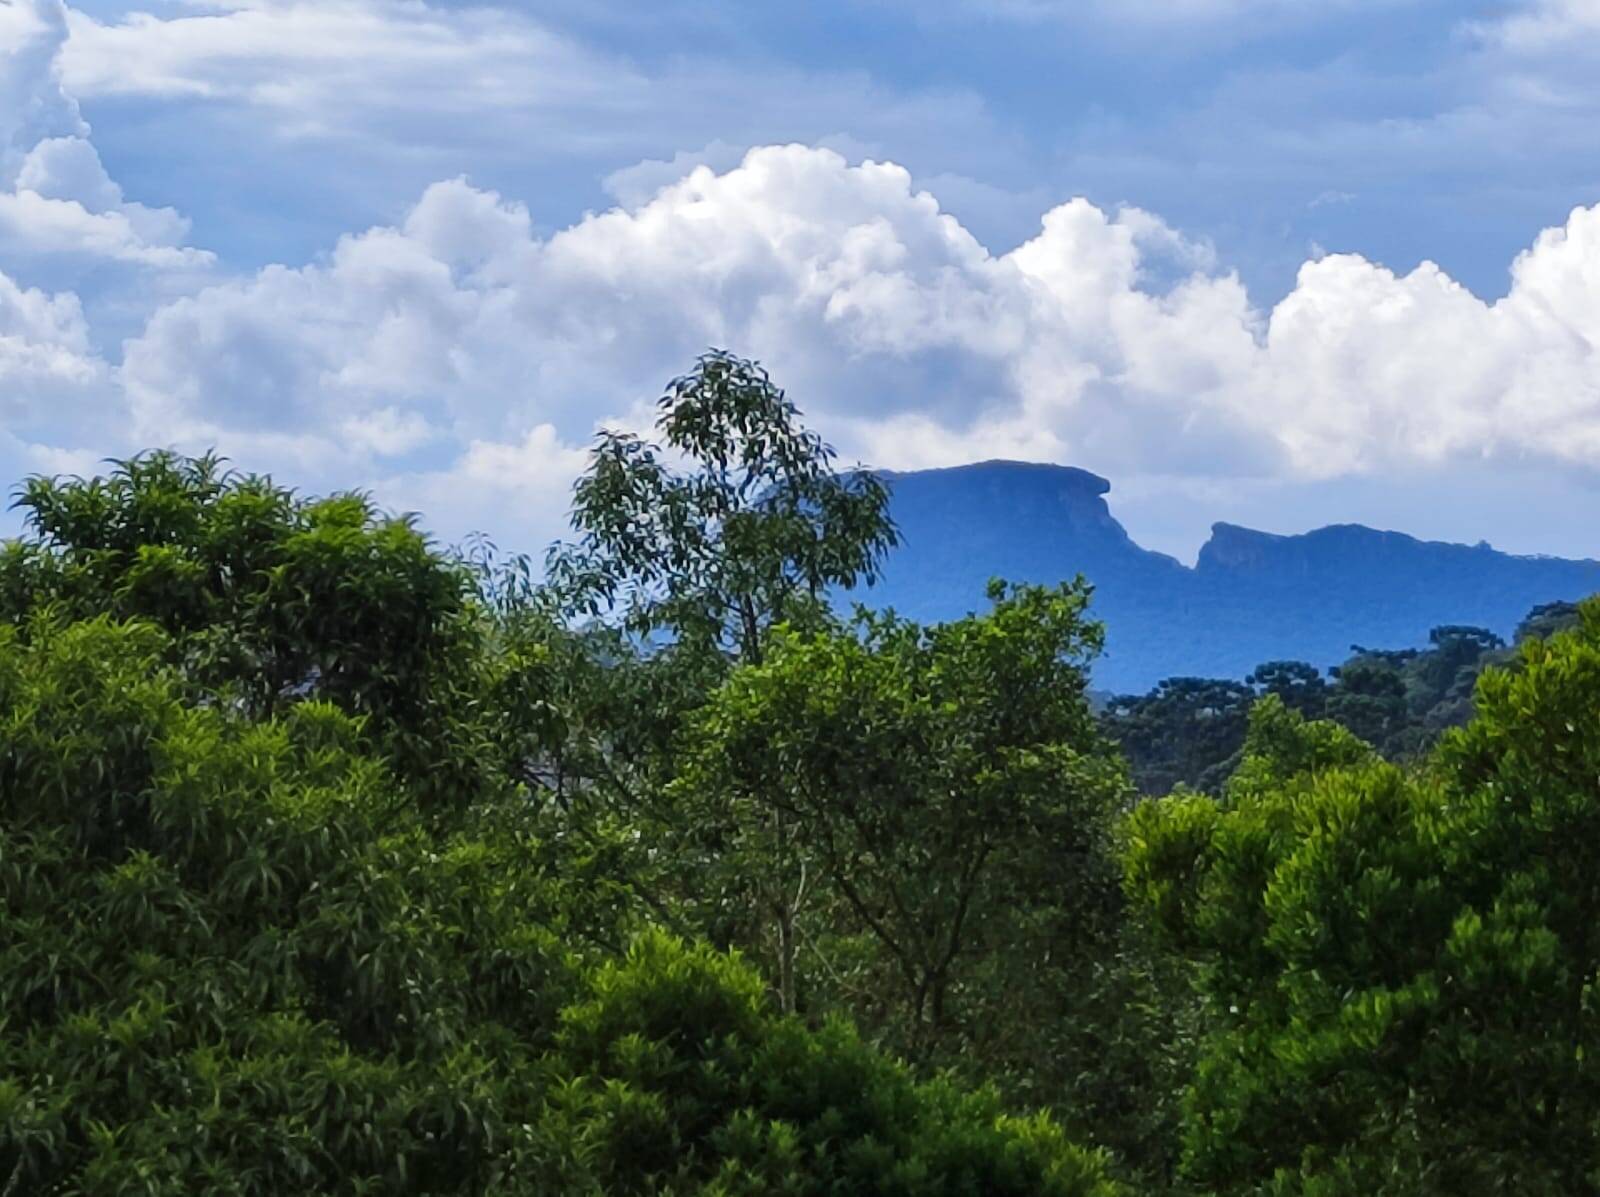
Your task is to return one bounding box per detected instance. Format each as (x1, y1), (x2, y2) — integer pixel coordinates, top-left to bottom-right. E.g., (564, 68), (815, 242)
(849, 460), (1600, 693)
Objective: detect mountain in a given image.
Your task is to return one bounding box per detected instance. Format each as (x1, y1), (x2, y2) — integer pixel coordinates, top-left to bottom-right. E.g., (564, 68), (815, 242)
(848, 460), (1600, 693)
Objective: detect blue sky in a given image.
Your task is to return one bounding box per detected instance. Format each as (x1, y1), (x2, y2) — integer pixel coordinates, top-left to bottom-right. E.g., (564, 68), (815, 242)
(3, 0), (1600, 561)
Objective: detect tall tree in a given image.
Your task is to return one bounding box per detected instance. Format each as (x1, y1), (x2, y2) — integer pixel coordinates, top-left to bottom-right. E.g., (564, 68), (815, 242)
(1246, 660), (1327, 718)
(540, 351), (899, 1009)
(1324, 655), (1412, 754)
(546, 349), (897, 664)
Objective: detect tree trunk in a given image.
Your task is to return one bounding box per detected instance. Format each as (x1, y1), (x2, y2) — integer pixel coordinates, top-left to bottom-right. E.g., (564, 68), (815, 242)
(776, 898), (797, 1015)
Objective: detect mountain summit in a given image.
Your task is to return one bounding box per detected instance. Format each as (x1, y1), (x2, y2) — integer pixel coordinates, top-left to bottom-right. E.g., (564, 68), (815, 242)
(851, 461), (1600, 692)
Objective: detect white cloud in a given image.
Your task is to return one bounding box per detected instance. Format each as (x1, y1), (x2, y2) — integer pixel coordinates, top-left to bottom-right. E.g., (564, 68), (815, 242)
(0, 266), (115, 474)
(0, 174), (210, 270)
(1004, 0), (1390, 17)
(0, 0), (85, 186)
(1481, 0), (1600, 49)
(602, 142), (748, 210)
(0, 266), (99, 395)
(1258, 207), (1600, 475)
(0, 3), (213, 282)
(16, 136), (189, 244)
(385, 424), (592, 550)
(53, 0), (1013, 199)
(60, 1), (653, 128)
(104, 145), (1600, 551)
(902, 0), (1416, 36)
(118, 176), (539, 457)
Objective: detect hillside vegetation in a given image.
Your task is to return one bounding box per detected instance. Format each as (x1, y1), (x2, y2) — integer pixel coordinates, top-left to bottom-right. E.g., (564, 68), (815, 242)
(1103, 607), (1581, 796)
(3, 353), (1598, 1194)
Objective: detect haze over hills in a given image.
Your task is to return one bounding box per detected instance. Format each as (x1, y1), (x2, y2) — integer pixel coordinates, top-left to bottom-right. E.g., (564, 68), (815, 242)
(850, 461), (1600, 693)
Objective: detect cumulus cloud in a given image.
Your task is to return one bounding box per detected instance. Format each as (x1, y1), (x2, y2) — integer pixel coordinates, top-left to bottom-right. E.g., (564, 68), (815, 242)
(0, 265), (115, 476)
(0, 173), (210, 272)
(116, 151), (1256, 487)
(0, 0), (84, 184)
(119, 177), (538, 456)
(0, 0), (205, 491)
(1259, 211), (1600, 474)
(0, 1), (212, 282)
(0, 266), (99, 397)
(105, 145), (1600, 547)
(386, 425), (593, 550)
(1, 135), (201, 264)
(602, 142), (748, 210)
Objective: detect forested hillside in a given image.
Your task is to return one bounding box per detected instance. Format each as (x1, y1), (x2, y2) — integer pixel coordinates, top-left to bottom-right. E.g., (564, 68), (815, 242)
(5, 354), (1600, 1194)
(1102, 606), (1583, 795)
(853, 461), (1600, 691)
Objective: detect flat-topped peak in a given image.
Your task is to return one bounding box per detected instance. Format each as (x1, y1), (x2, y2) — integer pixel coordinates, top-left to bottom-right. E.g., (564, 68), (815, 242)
(851, 461), (1600, 690)
(877, 459), (1111, 496)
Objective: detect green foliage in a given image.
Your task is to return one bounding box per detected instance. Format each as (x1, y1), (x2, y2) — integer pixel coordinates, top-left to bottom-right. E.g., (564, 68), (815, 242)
(1107, 607), (1579, 796)
(542, 931), (1125, 1197)
(1124, 602), (1600, 1193)
(1, 451), (482, 808)
(547, 349), (897, 663)
(1515, 599), (1581, 644)
(530, 350), (905, 1003)
(23, 369), (1598, 1194)
(0, 607), (1118, 1195)
(672, 580), (1190, 1185)
(676, 579), (1123, 1040)
(1102, 677), (1257, 796)
(0, 384), (1123, 1193)
(0, 617), (570, 1193)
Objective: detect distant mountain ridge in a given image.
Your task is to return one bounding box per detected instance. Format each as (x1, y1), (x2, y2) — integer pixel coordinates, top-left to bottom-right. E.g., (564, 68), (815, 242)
(848, 461), (1600, 692)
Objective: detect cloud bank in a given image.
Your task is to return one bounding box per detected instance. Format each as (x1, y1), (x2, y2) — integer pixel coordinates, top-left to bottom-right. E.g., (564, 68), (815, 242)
(2, 0), (1600, 555)
(118, 147), (1600, 487)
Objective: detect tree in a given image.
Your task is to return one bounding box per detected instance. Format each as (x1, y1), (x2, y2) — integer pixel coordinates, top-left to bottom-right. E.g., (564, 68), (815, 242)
(540, 350), (898, 1012)
(542, 931), (1125, 1197)
(546, 350), (897, 665)
(1245, 660), (1327, 719)
(1322, 655), (1411, 754)
(1516, 600), (1581, 644)
(677, 581), (1128, 1062)
(0, 451), (480, 808)
(1101, 676), (1257, 796)
(1123, 602), (1600, 1193)
(1407, 625), (1505, 734)
(0, 457), (1118, 1195)
(0, 616), (572, 1192)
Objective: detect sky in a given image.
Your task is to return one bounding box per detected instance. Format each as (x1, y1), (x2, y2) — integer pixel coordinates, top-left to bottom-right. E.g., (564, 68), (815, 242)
(3, 0), (1600, 562)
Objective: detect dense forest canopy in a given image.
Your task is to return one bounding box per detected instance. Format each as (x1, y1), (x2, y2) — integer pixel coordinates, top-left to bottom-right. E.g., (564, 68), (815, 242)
(3, 352), (1598, 1194)
(1102, 604), (1581, 797)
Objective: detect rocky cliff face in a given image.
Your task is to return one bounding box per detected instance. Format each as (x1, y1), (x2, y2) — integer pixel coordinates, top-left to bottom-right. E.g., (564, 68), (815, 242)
(850, 462), (1600, 692)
